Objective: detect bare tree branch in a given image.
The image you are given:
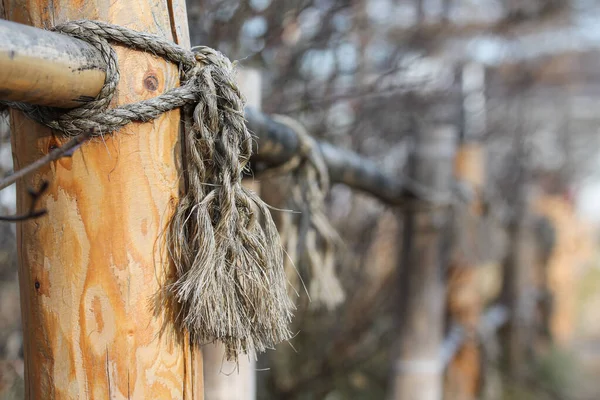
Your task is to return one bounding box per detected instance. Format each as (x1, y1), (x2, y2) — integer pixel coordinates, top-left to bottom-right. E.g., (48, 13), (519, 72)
(0, 180), (48, 222)
(0, 130), (92, 191)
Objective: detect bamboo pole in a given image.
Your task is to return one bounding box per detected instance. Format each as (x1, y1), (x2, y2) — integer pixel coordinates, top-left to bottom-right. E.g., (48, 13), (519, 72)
(2, 0), (203, 398)
(391, 124), (457, 400)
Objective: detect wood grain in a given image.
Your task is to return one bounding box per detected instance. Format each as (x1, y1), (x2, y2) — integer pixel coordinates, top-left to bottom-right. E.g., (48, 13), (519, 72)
(3, 0), (203, 398)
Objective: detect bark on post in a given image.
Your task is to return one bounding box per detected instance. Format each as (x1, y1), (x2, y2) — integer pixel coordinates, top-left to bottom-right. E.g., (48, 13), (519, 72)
(391, 124), (457, 400)
(3, 0), (203, 398)
(201, 68), (259, 400)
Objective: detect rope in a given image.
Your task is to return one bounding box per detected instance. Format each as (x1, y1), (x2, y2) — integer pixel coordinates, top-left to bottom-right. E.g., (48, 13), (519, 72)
(4, 20), (199, 135)
(264, 115), (345, 311)
(2, 20), (293, 361)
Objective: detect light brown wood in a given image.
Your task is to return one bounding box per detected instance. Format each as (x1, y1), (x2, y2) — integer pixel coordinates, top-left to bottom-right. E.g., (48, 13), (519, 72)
(454, 144), (484, 189)
(444, 61), (487, 398)
(444, 142), (486, 400)
(3, 0), (203, 398)
(0, 19), (106, 108)
(533, 196), (593, 345)
(444, 268), (483, 400)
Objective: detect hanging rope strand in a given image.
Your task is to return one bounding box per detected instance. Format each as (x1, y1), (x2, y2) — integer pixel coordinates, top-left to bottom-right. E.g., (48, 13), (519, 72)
(265, 115), (346, 311)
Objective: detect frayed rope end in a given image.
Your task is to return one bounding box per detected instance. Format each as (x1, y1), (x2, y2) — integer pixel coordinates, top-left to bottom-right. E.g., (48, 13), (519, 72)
(165, 49), (295, 362)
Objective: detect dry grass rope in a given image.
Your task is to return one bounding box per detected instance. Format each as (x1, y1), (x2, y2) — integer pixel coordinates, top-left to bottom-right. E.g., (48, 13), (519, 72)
(262, 115), (345, 311)
(1, 20), (293, 361)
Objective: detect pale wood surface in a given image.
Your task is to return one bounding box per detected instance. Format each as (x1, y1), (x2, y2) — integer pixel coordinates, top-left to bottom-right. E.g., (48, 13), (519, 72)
(202, 343), (256, 400)
(3, 0), (203, 398)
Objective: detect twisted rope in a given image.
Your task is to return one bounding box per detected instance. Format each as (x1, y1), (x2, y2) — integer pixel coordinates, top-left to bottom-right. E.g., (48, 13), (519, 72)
(264, 115), (345, 311)
(2, 20), (293, 360)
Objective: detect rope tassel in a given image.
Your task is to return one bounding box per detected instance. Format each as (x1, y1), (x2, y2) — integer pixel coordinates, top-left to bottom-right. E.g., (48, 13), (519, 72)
(263, 116), (345, 311)
(167, 49), (294, 359)
(1, 20), (293, 360)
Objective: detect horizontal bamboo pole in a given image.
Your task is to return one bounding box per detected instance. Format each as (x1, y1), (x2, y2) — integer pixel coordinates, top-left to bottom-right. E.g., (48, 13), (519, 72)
(0, 19), (425, 207)
(0, 19), (107, 108)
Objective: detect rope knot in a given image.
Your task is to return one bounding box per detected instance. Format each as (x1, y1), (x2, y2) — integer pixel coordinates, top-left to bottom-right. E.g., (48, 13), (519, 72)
(2, 20), (293, 361)
(265, 115), (346, 311)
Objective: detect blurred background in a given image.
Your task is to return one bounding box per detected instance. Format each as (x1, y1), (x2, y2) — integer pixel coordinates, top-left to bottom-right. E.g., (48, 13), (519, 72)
(3, 0), (600, 399)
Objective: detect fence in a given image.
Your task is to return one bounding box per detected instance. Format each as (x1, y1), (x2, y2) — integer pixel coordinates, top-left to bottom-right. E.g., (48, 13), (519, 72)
(0, 9), (506, 400)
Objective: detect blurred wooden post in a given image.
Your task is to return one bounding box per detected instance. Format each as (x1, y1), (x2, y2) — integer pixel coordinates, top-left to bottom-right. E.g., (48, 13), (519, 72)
(391, 124), (457, 400)
(502, 190), (534, 381)
(201, 68), (260, 400)
(501, 96), (535, 382)
(3, 0), (204, 398)
(502, 196), (536, 381)
(445, 62), (487, 400)
(445, 144), (486, 400)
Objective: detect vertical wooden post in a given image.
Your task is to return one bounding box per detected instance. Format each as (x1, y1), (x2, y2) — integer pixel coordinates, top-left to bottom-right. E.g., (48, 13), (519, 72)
(3, 0), (203, 398)
(445, 62), (488, 400)
(502, 193), (534, 381)
(391, 124), (457, 400)
(201, 68), (260, 400)
(501, 97), (535, 382)
(445, 144), (486, 400)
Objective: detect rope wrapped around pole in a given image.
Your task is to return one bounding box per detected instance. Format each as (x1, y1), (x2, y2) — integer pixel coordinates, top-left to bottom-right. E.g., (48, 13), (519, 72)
(1, 20), (293, 361)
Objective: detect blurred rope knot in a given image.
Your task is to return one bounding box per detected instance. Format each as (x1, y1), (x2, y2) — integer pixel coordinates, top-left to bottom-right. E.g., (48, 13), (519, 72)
(262, 115), (346, 311)
(1, 19), (294, 361)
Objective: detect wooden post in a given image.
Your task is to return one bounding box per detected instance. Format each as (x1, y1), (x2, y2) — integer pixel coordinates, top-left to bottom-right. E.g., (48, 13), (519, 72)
(391, 124), (457, 400)
(502, 192), (535, 381)
(445, 144), (486, 400)
(201, 68), (259, 400)
(444, 62), (488, 400)
(2, 0), (203, 398)
(501, 97), (535, 382)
